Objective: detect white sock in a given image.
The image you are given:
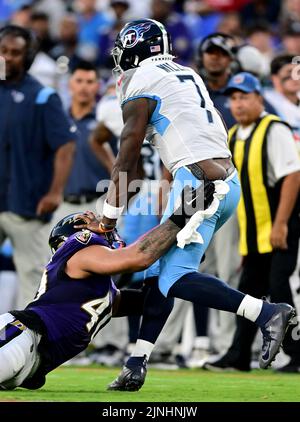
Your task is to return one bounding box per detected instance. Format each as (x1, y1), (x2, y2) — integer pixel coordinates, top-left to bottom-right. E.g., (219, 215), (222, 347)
(194, 336), (209, 350)
(130, 339), (155, 360)
(236, 295), (263, 322)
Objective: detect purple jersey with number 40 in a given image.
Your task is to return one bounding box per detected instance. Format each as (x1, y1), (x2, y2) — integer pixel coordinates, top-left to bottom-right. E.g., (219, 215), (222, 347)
(26, 231), (118, 373)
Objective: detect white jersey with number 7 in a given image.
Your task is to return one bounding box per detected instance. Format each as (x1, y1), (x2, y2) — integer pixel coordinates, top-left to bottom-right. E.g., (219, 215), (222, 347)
(116, 57), (231, 175)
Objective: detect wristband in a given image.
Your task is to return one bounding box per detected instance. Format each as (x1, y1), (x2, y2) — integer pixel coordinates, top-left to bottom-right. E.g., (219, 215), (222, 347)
(102, 200), (124, 220)
(99, 222), (115, 233)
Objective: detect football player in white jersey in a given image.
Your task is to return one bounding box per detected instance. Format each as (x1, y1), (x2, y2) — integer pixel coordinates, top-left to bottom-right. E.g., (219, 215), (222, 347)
(93, 19), (295, 391)
(94, 81), (180, 373)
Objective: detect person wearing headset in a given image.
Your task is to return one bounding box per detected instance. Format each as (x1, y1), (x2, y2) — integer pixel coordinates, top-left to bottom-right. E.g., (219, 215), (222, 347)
(197, 32), (238, 129)
(0, 25), (76, 308)
(197, 33), (277, 129)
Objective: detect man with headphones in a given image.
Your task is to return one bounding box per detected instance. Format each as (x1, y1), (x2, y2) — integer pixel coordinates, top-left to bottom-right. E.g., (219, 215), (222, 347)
(0, 25), (76, 308)
(198, 32), (237, 129)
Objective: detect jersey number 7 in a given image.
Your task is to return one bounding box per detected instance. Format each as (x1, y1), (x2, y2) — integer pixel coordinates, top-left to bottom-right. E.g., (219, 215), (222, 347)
(177, 75), (213, 124)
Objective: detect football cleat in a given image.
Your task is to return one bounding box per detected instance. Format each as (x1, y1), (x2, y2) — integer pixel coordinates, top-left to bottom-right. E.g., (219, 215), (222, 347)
(107, 356), (147, 392)
(259, 303), (296, 369)
(202, 355), (250, 372)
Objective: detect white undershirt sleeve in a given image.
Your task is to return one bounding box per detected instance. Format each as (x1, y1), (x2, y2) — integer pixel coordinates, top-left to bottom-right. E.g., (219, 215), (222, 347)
(267, 123), (300, 186)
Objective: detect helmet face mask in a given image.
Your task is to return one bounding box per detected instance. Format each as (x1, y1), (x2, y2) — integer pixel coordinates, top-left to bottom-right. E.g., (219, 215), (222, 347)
(111, 44), (124, 75)
(111, 19), (173, 73)
(50, 236), (67, 254)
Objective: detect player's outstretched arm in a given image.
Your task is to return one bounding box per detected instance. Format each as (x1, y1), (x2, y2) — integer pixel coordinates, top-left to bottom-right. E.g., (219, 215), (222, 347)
(66, 219), (180, 277)
(101, 97), (155, 229)
(66, 182), (215, 278)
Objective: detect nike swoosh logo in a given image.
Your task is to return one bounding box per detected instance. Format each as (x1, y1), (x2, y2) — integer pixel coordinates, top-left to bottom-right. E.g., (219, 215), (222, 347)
(186, 196), (199, 206)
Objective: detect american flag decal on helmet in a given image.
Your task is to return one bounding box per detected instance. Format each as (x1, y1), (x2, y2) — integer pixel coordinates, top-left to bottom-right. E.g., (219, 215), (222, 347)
(150, 45), (161, 53)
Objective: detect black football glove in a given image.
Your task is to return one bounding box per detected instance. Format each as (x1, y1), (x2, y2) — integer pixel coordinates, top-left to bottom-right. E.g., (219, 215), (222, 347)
(169, 180), (215, 229)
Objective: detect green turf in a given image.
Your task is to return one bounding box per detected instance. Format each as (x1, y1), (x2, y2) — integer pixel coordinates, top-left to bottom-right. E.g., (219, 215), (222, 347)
(0, 367), (299, 402)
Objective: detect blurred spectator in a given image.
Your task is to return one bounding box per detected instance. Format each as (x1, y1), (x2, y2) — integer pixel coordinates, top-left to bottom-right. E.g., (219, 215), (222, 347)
(75, 0), (112, 62)
(236, 45), (262, 77)
(93, 78), (123, 161)
(29, 47), (60, 88)
(0, 25), (76, 307)
(281, 25), (300, 55)
(240, 0), (281, 28)
(184, 2), (222, 43)
(151, 0), (193, 65)
(198, 32), (237, 128)
(281, 0), (300, 31)
(28, 12), (62, 88)
(216, 12), (242, 39)
(246, 22), (274, 76)
(10, 2), (32, 28)
(49, 14), (83, 106)
(34, 0), (67, 37)
(50, 13), (82, 72)
(265, 54), (300, 153)
(30, 11), (56, 54)
(98, 0), (130, 76)
(126, 0), (151, 19)
(0, 0), (31, 24)
(53, 60), (112, 224)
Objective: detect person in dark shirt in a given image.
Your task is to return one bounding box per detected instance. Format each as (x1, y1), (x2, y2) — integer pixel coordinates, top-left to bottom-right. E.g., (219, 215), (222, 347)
(0, 25), (76, 308)
(198, 32), (238, 129)
(198, 32), (277, 129)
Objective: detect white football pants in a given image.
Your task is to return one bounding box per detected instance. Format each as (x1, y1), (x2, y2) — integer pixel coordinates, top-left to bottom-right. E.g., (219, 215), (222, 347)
(0, 313), (41, 390)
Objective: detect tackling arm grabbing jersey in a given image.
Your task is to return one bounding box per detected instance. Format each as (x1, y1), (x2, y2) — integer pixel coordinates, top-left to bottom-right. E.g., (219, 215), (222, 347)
(0, 183), (214, 390)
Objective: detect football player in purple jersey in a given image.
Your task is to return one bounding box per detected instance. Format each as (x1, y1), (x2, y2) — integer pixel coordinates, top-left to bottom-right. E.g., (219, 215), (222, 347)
(0, 183), (215, 390)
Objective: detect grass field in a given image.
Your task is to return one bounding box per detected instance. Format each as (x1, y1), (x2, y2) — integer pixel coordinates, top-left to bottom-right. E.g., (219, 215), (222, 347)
(0, 366), (300, 402)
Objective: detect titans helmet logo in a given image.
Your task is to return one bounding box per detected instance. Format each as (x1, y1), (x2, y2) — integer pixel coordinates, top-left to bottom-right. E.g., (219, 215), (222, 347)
(121, 23), (152, 48)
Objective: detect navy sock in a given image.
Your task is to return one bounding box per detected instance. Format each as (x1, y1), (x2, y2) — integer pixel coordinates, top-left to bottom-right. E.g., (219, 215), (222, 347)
(168, 272), (244, 313)
(255, 302), (277, 327)
(138, 277), (174, 344)
(126, 356), (146, 368)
